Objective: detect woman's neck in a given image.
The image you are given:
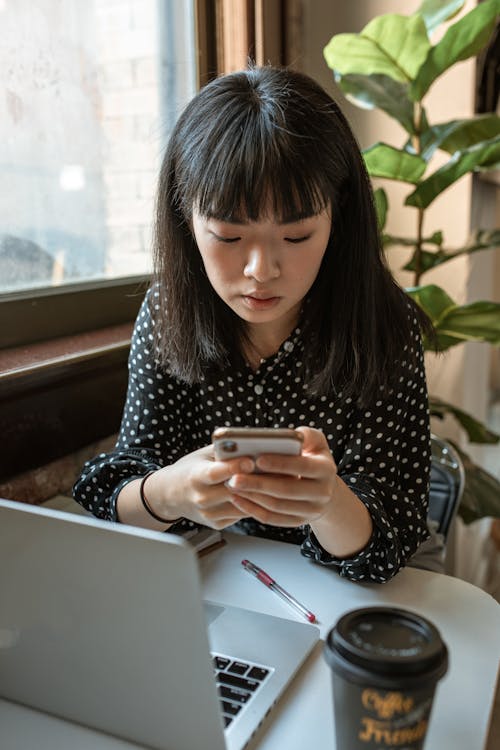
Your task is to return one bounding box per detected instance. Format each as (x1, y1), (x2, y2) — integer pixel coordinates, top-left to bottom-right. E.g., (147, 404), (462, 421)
(243, 311), (299, 370)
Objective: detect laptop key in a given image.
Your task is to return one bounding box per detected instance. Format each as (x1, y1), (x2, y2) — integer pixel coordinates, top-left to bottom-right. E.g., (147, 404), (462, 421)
(228, 661), (250, 675)
(223, 716), (233, 727)
(248, 666), (270, 681)
(221, 700), (242, 716)
(214, 656), (231, 670)
(216, 671), (260, 692)
(218, 685), (251, 704)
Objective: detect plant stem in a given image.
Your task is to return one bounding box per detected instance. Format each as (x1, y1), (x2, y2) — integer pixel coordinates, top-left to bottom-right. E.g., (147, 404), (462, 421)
(413, 102), (424, 286)
(414, 208), (424, 285)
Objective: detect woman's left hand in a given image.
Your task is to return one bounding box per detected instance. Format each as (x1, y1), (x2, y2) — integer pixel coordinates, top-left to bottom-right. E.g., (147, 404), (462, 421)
(226, 426), (337, 527)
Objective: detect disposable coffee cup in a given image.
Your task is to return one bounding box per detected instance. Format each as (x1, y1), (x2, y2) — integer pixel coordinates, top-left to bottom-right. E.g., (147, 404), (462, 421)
(324, 607), (448, 750)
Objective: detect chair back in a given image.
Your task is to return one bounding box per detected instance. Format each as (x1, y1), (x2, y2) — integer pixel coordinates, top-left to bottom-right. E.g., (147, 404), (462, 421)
(428, 435), (465, 540)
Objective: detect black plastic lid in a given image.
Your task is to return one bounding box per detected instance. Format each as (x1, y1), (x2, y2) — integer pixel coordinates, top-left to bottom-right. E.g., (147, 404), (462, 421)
(324, 607), (448, 689)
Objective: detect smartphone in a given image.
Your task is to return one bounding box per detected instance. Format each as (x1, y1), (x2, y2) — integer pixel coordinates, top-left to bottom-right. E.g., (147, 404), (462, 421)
(212, 427), (303, 461)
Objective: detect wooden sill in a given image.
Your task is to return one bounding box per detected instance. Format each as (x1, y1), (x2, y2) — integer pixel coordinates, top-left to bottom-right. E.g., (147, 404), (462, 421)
(0, 323), (132, 383)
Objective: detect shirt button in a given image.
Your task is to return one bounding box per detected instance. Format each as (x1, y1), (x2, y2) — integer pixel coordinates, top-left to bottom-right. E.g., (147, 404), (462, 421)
(254, 384), (264, 395)
(283, 341), (294, 352)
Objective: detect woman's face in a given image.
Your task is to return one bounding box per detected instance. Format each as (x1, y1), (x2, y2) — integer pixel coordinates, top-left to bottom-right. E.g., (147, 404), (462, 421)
(191, 205), (332, 340)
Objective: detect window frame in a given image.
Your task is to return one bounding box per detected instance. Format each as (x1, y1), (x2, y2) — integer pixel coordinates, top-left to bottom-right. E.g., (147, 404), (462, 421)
(0, 0), (295, 351)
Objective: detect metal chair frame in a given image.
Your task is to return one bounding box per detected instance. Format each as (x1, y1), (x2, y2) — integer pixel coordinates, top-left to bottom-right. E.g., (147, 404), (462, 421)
(428, 434), (466, 540)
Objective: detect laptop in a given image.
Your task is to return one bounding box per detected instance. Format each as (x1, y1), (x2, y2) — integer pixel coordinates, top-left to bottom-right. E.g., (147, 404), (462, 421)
(0, 499), (319, 750)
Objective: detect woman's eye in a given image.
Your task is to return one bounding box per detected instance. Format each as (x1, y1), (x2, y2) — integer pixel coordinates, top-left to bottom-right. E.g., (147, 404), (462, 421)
(285, 235), (311, 244)
(213, 234), (241, 243)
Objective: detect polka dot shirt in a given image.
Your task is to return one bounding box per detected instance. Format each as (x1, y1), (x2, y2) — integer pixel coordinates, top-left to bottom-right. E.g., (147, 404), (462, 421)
(73, 290), (431, 583)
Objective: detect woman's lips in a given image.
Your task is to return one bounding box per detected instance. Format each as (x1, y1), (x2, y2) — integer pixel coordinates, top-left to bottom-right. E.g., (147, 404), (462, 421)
(241, 295), (281, 310)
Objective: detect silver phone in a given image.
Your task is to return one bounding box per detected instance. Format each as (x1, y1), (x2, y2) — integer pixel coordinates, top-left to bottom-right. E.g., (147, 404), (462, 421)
(212, 427), (303, 461)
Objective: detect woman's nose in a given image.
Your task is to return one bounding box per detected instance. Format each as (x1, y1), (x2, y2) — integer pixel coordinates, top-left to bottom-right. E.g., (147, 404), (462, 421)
(243, 247), (280, 282)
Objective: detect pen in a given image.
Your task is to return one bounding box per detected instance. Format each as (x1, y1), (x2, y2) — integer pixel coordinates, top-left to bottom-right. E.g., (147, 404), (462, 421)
(241, 559), (317, 623)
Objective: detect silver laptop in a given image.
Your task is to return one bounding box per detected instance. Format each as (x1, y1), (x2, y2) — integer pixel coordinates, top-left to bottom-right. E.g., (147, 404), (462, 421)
(0, 498), (319, 750)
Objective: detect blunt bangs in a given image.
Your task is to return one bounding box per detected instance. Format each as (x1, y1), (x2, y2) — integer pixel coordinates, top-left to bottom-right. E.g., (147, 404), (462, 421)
(173, 72), (332, 224)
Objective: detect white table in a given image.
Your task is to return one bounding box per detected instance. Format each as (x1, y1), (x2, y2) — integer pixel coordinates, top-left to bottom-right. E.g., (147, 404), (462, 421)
(1, 532), (499, 749)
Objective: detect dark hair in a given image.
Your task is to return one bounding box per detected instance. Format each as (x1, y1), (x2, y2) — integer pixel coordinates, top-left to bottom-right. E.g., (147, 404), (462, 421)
(152, 65), (431, 404)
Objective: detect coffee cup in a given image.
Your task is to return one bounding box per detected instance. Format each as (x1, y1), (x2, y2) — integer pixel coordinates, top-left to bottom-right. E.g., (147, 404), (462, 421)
(324, 606), (448, 749)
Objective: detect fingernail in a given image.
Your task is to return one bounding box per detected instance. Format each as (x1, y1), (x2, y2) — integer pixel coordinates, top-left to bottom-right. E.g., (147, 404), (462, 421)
(225, 477), (237, 489)
(240, 459), (254, 472)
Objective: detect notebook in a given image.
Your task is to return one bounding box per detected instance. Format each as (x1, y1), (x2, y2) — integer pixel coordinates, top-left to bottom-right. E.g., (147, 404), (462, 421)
(0, 498), (319, 750)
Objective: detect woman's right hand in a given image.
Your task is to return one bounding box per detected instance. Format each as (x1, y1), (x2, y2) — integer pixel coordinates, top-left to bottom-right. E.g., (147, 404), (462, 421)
(142, 446), (255, 529)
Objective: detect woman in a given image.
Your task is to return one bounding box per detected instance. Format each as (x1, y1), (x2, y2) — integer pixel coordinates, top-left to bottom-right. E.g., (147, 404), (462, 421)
(74, 66), (433, 583)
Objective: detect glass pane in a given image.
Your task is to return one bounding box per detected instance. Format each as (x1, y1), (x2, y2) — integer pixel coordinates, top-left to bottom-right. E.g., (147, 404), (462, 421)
(0, 0), (196, 293)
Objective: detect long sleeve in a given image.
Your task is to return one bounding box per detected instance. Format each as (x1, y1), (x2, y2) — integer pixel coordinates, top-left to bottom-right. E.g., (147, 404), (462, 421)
(301, 314), (431, 582)
(74, 294), (432, 584)
(73, 292), (194, 520)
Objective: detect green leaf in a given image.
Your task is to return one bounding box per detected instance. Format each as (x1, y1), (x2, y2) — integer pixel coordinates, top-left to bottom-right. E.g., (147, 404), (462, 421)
(403, 248), (449, 273)
(363, 143), (427, 183)
(438, 301), (500, 345)
(407, 285), (500, 350)
(361, 14), (431, 80)
(406, 284), (455, 324)
(373, 188), (388, 231)
(458, 460), (500, 523)
(412, 0), (500, 100)
(403, 229), (500, 272)
(451, 443), (500, 523)
(417, 0), (466, 35)
(324, 13), (430, 84)
(429, 396), (500, 443)
(335, 74), (416, 134)
(419, 115), (500, 161)
(406, 135), (500, 208)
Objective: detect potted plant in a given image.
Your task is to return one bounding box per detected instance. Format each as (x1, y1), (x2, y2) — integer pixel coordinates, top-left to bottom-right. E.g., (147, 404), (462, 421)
(324, 0), (500, 522)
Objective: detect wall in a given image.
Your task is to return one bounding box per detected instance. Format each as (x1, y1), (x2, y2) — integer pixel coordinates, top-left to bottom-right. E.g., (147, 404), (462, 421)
(299, 0), (499, 463)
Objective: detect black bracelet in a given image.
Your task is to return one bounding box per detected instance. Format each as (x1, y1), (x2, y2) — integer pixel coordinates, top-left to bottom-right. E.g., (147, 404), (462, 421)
(139, 471), (181, 525)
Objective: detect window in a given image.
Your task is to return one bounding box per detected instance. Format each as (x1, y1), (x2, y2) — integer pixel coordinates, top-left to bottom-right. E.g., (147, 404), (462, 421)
(0, 0), (299, 486)
(1, 0), (197, 294)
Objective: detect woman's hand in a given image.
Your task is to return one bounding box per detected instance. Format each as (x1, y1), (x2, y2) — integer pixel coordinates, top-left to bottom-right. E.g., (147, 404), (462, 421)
(225, 427), (338, 528)
(145, 445), (255, 530)
(225, 426), (373, 557)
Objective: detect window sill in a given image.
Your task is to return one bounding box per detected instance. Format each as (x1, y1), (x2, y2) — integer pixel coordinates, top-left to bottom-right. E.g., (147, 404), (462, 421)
(0, 323), (132, 395)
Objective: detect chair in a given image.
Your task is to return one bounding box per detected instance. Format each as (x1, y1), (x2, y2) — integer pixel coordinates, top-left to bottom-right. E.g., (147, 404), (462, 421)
(428, 434), (465, 540)
(409, 434), (465, 573)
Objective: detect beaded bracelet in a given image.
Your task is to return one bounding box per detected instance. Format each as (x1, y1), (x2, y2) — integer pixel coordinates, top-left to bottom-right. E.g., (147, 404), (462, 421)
(139, 471), (181, 525)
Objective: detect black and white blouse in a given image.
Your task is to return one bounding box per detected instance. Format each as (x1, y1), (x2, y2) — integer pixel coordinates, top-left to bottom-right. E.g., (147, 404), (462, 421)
(73, 290), (431, 583)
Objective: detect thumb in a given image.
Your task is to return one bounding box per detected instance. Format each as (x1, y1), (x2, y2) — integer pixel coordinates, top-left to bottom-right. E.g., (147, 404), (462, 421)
(295, 426), (329, 455)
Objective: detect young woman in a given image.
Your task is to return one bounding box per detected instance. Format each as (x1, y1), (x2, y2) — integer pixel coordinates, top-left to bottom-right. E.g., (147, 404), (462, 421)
(73, 66), (433, 583)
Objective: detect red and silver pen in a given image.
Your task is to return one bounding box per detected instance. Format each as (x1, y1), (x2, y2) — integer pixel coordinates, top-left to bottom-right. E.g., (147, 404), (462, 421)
(241, 559), (317, 624)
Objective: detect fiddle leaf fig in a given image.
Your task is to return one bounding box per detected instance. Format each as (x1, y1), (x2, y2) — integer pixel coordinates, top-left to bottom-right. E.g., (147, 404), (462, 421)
(373, 188), (388, 231)
(419, 114), (500, 161)
(451, 444), (500, 523)
(411, 0), (500, 100)
(408, 285), (500, 349)
(406, 135), (500, 208)
(406, 284), (455, 324)
(324, 13), (430, 84)
(416, 0), (466, 35)
(430, 396), (499, 444)
(437, 301), (500, 346)
(429, 396), (500, 444)
(363, 143), (427, 183)
(324, 1), (500, 518)
(335, 74), (416, 135)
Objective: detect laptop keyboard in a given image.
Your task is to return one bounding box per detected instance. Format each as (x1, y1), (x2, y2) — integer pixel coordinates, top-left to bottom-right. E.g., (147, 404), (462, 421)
(212, 653), (271, 729)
